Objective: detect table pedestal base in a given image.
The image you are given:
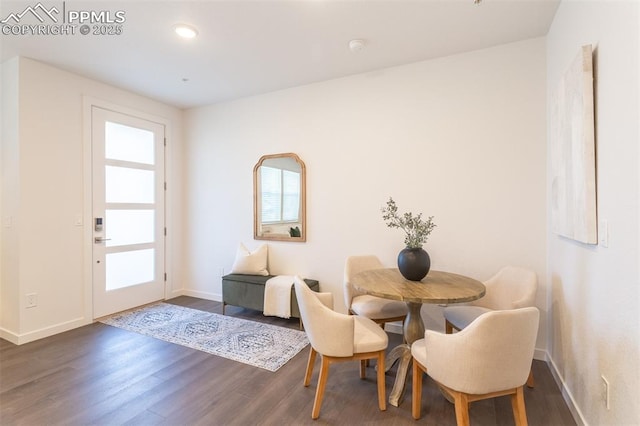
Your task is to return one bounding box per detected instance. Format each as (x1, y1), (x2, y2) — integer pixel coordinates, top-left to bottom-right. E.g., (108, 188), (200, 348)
(384, 343), (412, 407)
(403, 301), (425, 344)
(352, 269), (485, 407)
(386, 301), (425, 407)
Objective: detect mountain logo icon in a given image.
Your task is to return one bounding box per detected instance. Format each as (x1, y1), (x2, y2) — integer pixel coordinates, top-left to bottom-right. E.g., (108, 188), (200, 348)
(1, 2), (60, 24)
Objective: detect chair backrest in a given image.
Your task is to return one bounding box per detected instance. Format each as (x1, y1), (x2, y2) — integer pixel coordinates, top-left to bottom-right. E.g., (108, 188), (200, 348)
(294, 276), (355, 357)
(343, 255), (384, 310)
(472, 266), (537, 310)
(424, 307), (539, 395)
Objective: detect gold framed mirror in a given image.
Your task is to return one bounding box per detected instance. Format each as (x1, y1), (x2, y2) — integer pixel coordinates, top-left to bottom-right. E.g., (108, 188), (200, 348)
(254, 153), (306, 242)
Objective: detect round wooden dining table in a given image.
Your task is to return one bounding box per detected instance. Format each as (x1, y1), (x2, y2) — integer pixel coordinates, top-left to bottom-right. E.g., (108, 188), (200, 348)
(352, 268), (485, 406)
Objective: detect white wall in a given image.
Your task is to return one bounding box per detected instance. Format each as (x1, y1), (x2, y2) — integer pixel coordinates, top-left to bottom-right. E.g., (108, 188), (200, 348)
(0, 57), (184, 344)
(184, 38), (548, 349)
(0, 58), (20, 333)
(546, 1), (639, 425)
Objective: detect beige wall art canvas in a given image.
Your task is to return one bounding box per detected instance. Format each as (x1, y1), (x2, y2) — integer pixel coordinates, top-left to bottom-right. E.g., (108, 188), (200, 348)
(551, 44), (597, 244)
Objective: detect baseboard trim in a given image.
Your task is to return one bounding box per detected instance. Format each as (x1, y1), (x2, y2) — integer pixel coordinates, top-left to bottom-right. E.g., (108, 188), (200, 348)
(545, 351), (587, 426)
(385, 321), (403, 335)
(179, 289), (222, 302)
(0, 317), (89, 345)
(533, 348), (546, 361)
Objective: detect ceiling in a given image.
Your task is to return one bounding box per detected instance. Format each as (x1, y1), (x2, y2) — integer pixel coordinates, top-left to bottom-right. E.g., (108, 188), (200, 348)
(0, 0), (560, 109)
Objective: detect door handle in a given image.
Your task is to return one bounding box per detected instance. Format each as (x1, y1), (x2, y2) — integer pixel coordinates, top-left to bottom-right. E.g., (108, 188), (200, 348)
(94, 237), (112, 243)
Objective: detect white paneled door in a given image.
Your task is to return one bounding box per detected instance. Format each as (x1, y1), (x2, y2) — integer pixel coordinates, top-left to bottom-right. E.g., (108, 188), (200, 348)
(92, 107), (166, 318)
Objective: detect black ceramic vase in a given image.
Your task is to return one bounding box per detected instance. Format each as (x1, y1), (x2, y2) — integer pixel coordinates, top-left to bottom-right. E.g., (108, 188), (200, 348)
(397, 247), (431, 281)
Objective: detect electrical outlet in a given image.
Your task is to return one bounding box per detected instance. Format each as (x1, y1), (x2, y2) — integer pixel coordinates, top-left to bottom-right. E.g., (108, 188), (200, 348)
(601, 375), (610, 409)
(26, 293), (37, 308)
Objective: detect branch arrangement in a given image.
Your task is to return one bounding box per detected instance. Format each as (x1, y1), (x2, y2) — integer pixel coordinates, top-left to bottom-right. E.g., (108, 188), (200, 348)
(381, 197), (436, 249)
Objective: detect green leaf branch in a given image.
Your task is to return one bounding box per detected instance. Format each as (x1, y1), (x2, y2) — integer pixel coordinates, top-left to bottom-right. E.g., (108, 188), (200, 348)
(381, 197), (436, 249)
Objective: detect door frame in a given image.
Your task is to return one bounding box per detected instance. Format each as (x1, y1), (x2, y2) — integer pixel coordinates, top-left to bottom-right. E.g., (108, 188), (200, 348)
(82, 97), (174, 320)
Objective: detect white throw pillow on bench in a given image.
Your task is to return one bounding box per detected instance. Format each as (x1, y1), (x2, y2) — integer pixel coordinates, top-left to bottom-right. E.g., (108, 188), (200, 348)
(230, 243), (269, 276)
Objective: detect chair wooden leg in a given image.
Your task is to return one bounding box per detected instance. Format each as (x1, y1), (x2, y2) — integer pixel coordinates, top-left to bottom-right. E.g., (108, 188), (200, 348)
(304, 347), (317, 387)
(445, 320), (454, 334)
(360, 359), (366, 379)
(311, 356), (331, 419)
(453, 391), (470, 426)
(412, 359), (423, 419)
(526, 369), (535, 388)
(377, 351), (386, 411)
(366, 320), (384, 368)
(511, 386), (528, 426)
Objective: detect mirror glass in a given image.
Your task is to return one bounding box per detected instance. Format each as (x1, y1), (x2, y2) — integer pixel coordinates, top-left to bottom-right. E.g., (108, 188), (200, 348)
(254, 153), (306, 242)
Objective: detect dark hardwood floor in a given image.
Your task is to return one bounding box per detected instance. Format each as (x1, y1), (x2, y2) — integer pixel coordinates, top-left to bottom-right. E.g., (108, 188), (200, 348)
(0, 296), (576, 425)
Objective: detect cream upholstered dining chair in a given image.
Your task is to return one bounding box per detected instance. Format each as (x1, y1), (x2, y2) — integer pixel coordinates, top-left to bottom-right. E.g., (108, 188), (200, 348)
(293, 276), (388, 420)
(412, 307), (540, 426)
(344, 255), (408, 327)
(443, 266), (537, 387)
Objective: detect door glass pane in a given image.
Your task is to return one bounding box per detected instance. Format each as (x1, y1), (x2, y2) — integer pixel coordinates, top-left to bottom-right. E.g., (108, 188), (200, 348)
(106, 210), (154, 247)
(105, 166), (154, 203)
(105, 121), (155, 165)
(106, 249), (155, 290)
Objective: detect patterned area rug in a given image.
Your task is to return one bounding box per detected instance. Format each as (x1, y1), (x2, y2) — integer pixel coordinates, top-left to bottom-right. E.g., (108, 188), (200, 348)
(99, 303), (309, 372)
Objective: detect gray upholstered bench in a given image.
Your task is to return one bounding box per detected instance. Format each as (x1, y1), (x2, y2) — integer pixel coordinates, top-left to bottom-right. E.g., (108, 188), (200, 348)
(222, 274), (319, 319)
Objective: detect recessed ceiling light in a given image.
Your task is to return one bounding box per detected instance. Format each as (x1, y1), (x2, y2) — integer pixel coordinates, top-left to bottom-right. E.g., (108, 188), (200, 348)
(349, 39), (365, 52)
(174, 24), (198, 39)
